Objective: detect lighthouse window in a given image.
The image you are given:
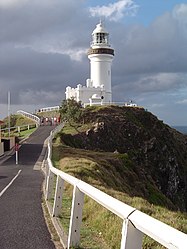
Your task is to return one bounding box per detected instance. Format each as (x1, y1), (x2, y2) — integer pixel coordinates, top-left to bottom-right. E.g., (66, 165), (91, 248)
(96, 34), (99, 43)
(93, 33), (109, 45)
(95, 33), (106, 44)
(100, 33), (105, 43)
(105, 34), (109, 44)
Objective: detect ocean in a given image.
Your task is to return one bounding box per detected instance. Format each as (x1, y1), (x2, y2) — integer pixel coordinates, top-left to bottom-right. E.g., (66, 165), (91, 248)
(173, 126), (187, 135)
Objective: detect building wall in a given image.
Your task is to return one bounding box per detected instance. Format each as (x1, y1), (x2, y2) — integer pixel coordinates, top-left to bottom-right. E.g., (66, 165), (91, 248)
(66, 85), (105, 104)
(9, 137), (15, 149)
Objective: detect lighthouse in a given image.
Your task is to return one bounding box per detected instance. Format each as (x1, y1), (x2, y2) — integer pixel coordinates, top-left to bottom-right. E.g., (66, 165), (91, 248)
(87, 21), (114, 103)
(65, 22), (114, 106)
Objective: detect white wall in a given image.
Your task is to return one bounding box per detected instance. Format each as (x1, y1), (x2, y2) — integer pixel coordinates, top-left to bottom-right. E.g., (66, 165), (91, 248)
(88, 54), (113, 102)
(66, 85), (105, 104)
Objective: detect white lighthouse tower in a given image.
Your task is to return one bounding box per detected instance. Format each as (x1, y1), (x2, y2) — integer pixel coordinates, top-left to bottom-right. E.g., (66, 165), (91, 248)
(88, 21), (114, 103)
(65, 22), (114, 106)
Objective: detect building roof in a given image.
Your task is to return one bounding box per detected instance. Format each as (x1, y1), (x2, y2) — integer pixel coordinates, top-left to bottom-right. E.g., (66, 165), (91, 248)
(0, 120), (4, 125)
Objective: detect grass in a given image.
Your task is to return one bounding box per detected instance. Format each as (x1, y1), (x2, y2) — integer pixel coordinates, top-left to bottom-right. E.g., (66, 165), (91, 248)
(36, 110), (60, 118)
(58, 183), (73, 233)
(2, 127), (37, 140)
(14, 127), (37, 139)
(2, 114), (37, 139)
(51, 124), (187, 249)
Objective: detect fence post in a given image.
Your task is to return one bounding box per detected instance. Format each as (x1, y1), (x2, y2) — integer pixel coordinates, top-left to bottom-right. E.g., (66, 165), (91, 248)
(120, 219), (143, 249)
(45, 169), (55, 201)
(43, 160), (49, 191)
(52, 176), (64, 217)
(68, 185), (84, 248)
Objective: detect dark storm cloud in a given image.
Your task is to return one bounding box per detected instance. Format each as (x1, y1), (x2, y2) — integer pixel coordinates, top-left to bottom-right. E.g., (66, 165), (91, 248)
(0, 0), (91, 107)
(0, 44), (88, 104)
(0, 0), (81, 43)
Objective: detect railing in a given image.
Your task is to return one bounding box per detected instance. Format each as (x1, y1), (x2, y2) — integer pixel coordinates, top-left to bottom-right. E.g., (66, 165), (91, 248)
(17, 110), (40, 125)
(83, 101), (139, 108)
(38, 106), (60, 113)
(44, 125), (187, 249)
(1, 123), (37, 135)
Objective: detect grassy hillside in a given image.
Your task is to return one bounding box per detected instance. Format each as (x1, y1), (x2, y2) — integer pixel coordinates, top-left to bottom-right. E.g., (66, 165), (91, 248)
(36, 110), (60, 118)
(2, 114), (37, 139)
(2, 114), (35, 128)
(52, 106), (187, 248)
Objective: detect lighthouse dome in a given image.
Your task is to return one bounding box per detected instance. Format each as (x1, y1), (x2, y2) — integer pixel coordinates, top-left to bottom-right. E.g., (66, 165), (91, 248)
(92, 22), (108, 35)
(91, 21), (110, 47)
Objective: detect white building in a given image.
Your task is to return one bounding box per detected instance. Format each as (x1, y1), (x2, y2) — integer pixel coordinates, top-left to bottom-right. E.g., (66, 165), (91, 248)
(65, 21), (114, 106)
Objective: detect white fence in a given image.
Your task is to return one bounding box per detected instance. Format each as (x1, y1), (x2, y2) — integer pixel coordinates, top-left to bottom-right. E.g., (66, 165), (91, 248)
(83, 101), (138, 108)
(17, 110), (40, 125)
(1, 124), (37, 134)
(38, 106), (60, 113)
(44, 124), (187, 249)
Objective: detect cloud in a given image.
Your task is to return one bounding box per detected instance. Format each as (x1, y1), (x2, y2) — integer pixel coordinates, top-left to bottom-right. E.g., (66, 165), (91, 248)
(172, 3), (187, 37)
(150, 103), (165, 108)
(0, 0), (28, 8)
(0, 44), (88, 105)
(176, 99), (187, 104)
(173, 3), (187, 22)
(19, 89), (63, 105)
(89, 0), (139, 22)
(132, 73), (186, 93)
(110, 3), (187, 99)
(112, 72), (187, 105)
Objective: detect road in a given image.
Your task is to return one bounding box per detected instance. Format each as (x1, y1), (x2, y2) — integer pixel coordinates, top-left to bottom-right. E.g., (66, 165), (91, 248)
(0, 126), (59, 249)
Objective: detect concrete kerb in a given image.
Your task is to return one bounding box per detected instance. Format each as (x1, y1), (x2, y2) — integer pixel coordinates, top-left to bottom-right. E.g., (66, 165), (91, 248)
(44, 200), (68, 249)
(33, 138), (48, 171)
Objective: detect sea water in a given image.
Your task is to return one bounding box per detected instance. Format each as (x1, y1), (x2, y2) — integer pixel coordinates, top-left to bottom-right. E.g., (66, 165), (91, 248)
(173, 126), (187, 135)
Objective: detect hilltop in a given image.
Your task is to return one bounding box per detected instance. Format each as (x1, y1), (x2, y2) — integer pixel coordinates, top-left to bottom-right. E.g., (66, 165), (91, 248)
(52, 105), (187, 248)
(58, 105), (187, 211)
(2, 114), (35, 128)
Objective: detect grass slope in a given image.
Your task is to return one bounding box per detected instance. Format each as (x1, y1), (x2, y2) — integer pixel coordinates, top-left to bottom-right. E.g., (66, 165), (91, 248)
(52, 124), (187, 249)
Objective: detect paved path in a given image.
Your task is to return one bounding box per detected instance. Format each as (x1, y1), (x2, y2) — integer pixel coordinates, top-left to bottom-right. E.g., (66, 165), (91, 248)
(0, 126), (58, 249)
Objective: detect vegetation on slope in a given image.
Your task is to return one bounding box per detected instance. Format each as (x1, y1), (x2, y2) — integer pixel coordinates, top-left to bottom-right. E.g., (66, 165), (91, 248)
(52, 104), (187, 248)
(2, 114), (35, 128)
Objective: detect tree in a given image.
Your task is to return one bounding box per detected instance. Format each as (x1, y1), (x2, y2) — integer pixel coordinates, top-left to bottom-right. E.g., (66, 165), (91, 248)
(2, 114), (17, 128)
(60, 98), (83, 129)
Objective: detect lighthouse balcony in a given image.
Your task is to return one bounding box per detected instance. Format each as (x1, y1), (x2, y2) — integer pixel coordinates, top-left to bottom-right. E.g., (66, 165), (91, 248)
(88, 48), (114, 56)
(90, 41), (111, 47)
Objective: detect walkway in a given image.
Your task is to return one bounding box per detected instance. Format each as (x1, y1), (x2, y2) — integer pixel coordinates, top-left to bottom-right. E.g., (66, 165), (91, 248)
(0, 126), (61, 249)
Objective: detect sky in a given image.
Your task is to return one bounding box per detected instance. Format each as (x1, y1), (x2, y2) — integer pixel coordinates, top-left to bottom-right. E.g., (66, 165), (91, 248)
(0, 0), (187, 126)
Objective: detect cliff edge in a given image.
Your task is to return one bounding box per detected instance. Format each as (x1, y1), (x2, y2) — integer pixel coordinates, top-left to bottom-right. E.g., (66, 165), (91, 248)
(60, 105), (187, 211)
